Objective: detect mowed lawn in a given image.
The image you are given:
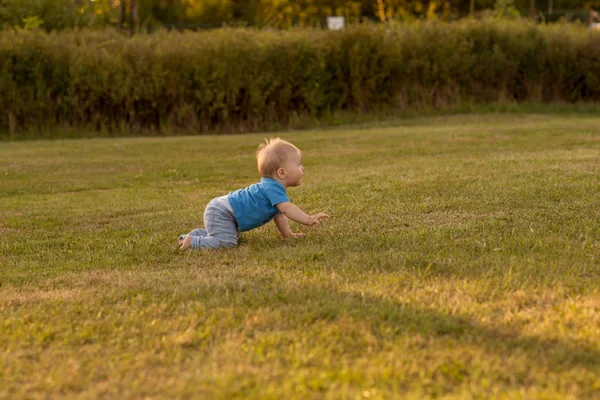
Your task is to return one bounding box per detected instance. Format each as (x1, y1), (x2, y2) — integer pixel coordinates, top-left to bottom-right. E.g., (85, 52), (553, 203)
(1, 114), (599, 399)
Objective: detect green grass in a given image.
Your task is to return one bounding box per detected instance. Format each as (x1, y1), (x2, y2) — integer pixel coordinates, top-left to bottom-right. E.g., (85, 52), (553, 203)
(1, 113), (599, 399)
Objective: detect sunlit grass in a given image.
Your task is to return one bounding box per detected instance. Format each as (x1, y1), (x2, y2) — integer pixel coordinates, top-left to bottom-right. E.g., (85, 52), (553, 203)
(1, 113), (599, 399)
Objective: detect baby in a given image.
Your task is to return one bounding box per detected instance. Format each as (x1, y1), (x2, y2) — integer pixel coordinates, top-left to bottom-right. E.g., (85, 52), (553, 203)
(179, 138), (329, 250)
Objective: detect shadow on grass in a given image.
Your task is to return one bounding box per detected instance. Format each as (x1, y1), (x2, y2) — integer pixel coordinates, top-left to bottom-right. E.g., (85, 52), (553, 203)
(193, 273), (599, 376)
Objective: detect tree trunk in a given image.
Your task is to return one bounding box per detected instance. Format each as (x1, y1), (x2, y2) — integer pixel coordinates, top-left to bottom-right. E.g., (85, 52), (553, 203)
(129, 0), (138, 35)
(470, 0), (475, 16)
(548, 0), (553, 14)
(118, 0), (125, 31)
(8, 113), (16, 136)
(529, 0), (536, 19)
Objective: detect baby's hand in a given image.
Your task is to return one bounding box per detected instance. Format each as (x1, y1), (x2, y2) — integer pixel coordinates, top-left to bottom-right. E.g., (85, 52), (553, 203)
(308, 213), (329, 226)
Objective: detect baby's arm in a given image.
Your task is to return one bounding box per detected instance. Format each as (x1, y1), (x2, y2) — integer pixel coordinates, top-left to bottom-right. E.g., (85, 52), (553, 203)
(273, 214), (305, 239)
(276, 202), (329, 226)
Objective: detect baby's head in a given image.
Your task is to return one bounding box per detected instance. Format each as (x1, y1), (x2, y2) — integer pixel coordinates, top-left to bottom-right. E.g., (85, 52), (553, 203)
(256, 138), (304, 187)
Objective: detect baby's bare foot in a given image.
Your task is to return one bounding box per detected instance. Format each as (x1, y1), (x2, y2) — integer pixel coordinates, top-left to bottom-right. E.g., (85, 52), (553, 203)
(179, 235), (193, 250)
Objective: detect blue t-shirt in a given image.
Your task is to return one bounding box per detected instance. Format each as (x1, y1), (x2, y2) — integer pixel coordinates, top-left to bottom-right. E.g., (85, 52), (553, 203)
(228, 177), (290, 232)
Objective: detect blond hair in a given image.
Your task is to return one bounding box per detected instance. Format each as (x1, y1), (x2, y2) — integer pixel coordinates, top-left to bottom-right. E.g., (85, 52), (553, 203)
(256, 138), (300, 178)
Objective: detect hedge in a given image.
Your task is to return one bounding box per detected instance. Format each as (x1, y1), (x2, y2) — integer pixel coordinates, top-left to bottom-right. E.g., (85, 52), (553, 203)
(1, 20), (599, 138)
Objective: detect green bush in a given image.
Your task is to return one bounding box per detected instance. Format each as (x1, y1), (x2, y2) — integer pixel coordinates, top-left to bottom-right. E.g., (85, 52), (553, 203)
(1, 20), (600, 138)
(0, 0), (94, 31)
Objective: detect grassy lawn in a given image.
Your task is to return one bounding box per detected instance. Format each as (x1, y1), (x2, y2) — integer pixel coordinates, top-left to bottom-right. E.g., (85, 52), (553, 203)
(1, 114), (599, 399)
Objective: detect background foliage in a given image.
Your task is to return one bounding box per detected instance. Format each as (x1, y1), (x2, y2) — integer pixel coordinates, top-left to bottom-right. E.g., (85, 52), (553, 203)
(1, 19), (600, 138)
(1, 0), (599, 32)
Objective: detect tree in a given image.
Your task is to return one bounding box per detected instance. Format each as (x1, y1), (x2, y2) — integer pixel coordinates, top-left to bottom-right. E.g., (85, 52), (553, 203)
(529, 0), (535, 17)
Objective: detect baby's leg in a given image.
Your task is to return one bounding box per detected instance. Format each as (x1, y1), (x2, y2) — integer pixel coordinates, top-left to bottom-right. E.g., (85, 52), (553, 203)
(179, 234), (224, 250)
(188, 228), (208, 237)
(178, 228), (208, 246)
(180, 200), (239, 250)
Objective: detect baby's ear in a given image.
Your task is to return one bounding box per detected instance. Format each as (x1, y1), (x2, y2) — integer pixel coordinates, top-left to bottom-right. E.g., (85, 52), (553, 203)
(276, 167), (286, 179)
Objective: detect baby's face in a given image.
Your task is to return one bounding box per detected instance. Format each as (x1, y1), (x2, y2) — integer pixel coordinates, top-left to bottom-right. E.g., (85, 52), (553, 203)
(283, 151), (304, 186)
